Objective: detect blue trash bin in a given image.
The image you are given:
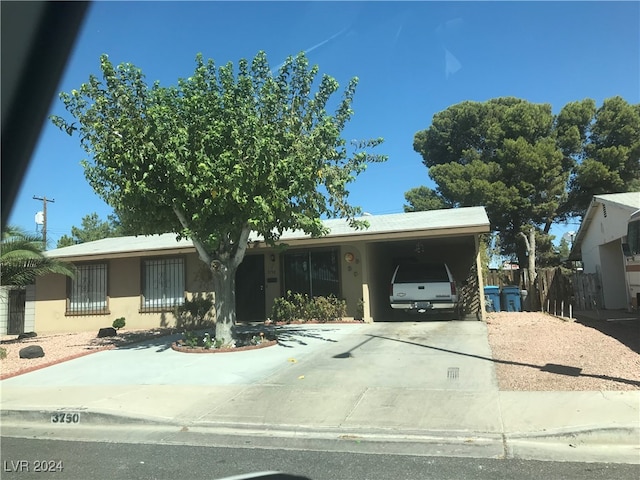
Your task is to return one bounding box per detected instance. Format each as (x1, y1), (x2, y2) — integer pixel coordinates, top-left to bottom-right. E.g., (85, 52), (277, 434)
(484, 286), (501, 312)
(501, 286), (522, 312)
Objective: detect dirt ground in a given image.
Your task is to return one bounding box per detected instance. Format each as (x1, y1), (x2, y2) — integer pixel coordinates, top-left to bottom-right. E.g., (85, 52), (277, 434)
(485, 311), (639, 391)
(1, 313), (638, 390)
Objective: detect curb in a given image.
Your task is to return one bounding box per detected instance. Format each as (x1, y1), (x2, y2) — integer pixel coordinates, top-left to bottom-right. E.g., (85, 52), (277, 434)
(3, 407), (638, 445)
(0, 347), (113, 381)
(170, 340), (278, 353)
(0, 407), (179, 427)
(506, 426), (640, 446)
(3, 408), (638, 463)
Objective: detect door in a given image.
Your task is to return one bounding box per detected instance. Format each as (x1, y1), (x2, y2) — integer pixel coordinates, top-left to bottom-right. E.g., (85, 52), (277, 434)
(8, 289), (26, 335)
(235, 254), (265, 321)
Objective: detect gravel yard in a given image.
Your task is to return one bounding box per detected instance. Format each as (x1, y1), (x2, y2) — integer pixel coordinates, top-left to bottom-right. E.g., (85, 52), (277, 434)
(1, 313), (638, 390)
(486, 311), (640, 391)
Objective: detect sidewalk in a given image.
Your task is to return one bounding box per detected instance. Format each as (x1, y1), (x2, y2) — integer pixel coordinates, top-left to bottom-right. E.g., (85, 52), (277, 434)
(1, 322), (638, 463)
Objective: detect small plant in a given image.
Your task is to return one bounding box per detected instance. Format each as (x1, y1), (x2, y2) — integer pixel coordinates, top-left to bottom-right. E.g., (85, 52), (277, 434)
(112, 317), (126, 330)
(202, 332), (213, 349)
(214, 337), (225, 349)
(0, 347), (6, 360)
(250, 332), (268, 345)
(183, 331), (199, 348)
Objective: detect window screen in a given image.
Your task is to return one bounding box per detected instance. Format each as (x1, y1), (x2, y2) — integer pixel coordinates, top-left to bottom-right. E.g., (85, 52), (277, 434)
(142, 257), (185, 310)
(68, 263), (108, 314)
(282, 249), (339, 297)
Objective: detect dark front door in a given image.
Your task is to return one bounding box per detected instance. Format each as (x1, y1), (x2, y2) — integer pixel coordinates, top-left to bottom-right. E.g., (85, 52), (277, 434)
(235, 254), (265, 322)
(8, 289), (26, 335)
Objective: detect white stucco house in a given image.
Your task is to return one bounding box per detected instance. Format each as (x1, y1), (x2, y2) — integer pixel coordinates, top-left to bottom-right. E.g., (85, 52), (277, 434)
(569, 192), (640, 311)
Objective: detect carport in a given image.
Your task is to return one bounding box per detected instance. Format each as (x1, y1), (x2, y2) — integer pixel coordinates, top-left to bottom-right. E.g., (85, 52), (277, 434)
(267, 206), (491, 322)
(365, 235), (482, 321)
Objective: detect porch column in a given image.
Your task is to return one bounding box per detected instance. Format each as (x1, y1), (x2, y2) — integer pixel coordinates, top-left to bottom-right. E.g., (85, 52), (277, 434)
(360, 243), (372, 322)
(475, 234), (487, 321)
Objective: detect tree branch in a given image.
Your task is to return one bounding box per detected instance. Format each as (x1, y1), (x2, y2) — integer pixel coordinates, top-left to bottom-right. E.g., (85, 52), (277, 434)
(172, 204), (212, 266)
(519, 231), (531, 253)
(231, 224), (251, 269)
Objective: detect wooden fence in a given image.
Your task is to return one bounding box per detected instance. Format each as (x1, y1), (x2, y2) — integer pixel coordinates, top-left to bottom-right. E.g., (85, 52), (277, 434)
(483, 268), (602, 314)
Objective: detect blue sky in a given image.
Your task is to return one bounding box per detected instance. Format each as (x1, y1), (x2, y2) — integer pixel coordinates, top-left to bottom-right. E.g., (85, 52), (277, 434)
(8, 1), (640, 247)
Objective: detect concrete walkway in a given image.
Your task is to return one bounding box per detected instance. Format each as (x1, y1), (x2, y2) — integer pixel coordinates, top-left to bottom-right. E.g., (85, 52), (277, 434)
(1, 322), (638, 463)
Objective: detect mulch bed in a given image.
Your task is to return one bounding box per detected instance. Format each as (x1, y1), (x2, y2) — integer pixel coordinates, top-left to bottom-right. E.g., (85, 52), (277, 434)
(171, 339), (277, 353)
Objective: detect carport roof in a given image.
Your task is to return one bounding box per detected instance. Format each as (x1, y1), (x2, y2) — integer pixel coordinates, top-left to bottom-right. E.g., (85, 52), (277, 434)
(46, 206), (490, 259)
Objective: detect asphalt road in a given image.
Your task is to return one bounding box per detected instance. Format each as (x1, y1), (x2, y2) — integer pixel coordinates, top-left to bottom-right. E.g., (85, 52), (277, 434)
(1, 437), (636, 480)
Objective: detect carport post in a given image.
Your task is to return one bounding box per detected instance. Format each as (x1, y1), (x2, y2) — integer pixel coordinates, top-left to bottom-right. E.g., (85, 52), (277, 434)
(360, 243), (372, 322)
(475, 234), (487, 321)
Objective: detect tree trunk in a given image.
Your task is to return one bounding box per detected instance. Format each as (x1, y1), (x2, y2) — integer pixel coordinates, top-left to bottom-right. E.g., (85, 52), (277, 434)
(519, 227), (538, 310)
(211, 260), (237, 344)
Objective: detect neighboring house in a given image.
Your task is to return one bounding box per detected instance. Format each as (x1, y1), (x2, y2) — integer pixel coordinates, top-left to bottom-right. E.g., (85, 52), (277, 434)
(569, 192), (640, 311)
(0, 285), (35, 335)
(32, 207), (490, 333)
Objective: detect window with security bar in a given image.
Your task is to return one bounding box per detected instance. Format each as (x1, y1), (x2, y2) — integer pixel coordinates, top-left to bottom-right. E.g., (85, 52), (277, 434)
(282, 249), (340, 298)
(142, 257), (185, 311)
(67, 263), (108, 314)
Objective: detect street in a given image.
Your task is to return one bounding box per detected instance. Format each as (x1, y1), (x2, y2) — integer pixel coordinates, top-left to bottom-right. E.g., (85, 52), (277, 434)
(1, 437), (637, 480)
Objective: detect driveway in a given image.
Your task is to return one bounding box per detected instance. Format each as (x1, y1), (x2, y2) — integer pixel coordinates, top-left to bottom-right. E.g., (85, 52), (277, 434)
(0, 321), (498, 391)
(3, 321), (638, 465)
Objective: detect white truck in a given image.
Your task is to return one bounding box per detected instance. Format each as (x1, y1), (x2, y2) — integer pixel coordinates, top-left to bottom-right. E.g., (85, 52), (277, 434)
(389, 263), (460, 318)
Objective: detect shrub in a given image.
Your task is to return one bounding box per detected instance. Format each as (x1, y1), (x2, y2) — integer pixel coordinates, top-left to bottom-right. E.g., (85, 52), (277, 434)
(112, 317), (126, 330)
(270, 292), (347, 323)
(272, 294), (296, 323)
(0, 347), (6, 360)
(183, 331), (199, 348)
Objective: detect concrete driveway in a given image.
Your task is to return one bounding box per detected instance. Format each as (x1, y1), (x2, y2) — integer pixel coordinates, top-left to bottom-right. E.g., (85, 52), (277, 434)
(0, 321), (498, 391)
(3, 321), (639, 464)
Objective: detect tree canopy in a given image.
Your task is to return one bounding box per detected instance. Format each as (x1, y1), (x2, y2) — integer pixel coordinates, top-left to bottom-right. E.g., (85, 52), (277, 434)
(409, 96), (639, 266)
(565, 97), (640, 216)
(51, 51), (386, 340)
(1, 227), (75, 286)
(57, 212), (131, 248)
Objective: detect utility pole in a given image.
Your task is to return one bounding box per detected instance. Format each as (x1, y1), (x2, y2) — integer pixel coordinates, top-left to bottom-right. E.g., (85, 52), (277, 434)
(33, 196), (55, 249)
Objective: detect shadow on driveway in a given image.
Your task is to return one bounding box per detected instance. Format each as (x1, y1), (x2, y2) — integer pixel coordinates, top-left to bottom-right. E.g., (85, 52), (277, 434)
(331, 333), (640, 388)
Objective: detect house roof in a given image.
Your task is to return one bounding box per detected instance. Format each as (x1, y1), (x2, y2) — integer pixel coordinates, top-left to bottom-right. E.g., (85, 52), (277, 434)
(568, 192), (640, 261)
(46, 206), (490, 260)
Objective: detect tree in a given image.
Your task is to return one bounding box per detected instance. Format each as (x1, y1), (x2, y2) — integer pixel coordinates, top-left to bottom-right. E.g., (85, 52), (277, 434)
(565, 96), (640, 216)
(557, 237), (571, 261)
(57, 212), (132, 248)
(51, 51), (386, 342)
(1, 226), (75, 286)
(412, 97), (571, 267)
(404, 186), (452, 212)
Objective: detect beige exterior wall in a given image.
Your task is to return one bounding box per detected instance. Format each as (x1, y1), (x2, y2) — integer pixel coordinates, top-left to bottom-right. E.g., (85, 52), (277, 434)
(34, 253), (216, 333)
(339, 243), (365, 319)
(263, 250), (281, 319)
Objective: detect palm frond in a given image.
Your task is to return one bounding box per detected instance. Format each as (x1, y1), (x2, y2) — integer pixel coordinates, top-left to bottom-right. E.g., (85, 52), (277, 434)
(1, 226), (75, 286)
